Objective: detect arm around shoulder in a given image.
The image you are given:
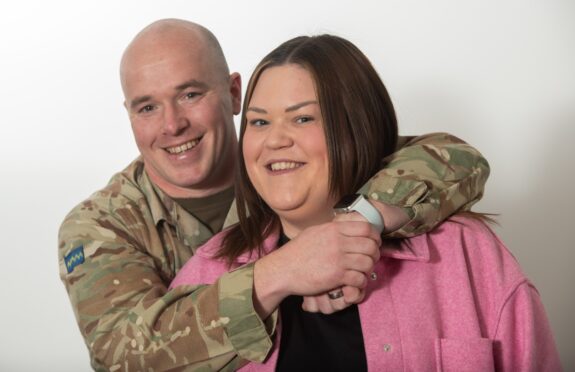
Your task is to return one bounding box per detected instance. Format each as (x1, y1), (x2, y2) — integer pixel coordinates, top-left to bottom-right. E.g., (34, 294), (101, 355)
(359, 132), (490, 237)
(59, 199), (272, 370)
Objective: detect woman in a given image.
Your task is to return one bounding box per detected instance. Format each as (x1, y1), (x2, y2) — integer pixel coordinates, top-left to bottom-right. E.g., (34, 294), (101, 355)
(171, 35), (560, 371)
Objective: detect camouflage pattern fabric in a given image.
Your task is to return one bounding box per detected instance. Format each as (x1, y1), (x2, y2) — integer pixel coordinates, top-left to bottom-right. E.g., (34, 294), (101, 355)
(58, 132), (489, 370)
(361, 133), (490, 238)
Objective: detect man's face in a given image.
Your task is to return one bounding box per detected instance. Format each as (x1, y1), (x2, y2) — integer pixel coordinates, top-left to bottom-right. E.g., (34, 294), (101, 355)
(122, 37), (241, 198)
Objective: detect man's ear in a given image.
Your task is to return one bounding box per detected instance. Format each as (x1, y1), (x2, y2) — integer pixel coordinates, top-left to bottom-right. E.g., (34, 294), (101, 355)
(229, 72), (242, 115)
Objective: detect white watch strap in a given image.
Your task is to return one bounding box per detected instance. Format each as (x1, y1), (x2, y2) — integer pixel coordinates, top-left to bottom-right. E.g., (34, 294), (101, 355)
(354, 195), (385, 233)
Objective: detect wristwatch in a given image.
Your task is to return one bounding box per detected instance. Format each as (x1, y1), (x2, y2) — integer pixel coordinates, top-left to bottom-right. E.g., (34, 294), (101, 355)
(333, 194), (385, 233)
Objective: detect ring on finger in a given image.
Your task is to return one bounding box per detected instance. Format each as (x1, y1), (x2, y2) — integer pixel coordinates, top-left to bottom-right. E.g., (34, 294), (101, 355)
(328, 289), (344, 300)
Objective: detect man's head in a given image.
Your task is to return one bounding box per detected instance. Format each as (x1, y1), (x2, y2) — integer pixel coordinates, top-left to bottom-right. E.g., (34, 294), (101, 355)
(120, 19), (241, 198)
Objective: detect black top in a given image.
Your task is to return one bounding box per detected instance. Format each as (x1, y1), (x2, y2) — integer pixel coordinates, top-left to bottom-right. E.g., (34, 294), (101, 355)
(275, 234), (368, 371)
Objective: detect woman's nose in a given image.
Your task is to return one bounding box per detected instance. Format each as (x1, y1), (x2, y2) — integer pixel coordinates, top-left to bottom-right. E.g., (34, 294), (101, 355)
(264, 122), (293, 149)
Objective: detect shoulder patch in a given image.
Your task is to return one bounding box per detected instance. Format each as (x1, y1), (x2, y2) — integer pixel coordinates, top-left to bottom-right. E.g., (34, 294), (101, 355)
(65, 246), (85, 273)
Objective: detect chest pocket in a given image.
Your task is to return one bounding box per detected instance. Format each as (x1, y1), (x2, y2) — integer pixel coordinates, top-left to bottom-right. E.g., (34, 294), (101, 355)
(435, 338), (495, 372)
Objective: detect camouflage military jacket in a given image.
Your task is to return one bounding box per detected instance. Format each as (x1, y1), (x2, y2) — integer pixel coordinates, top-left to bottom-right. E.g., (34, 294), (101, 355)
(59, 132), (489, 371)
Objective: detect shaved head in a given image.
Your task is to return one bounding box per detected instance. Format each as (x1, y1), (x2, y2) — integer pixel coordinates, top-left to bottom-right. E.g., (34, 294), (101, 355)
(119, 18), (241, 198)
(120, 19), (229, 95)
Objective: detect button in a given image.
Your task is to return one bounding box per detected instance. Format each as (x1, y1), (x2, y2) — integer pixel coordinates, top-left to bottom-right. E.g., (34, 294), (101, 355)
(370, 272), (378, 281)
(383, 344), (392, 352)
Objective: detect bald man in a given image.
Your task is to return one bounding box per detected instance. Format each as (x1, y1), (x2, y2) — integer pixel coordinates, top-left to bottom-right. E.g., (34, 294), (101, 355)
(59, 19), (489, 370)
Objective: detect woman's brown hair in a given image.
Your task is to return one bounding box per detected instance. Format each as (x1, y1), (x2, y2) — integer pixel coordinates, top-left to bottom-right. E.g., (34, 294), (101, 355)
(218, 34), (399, 264)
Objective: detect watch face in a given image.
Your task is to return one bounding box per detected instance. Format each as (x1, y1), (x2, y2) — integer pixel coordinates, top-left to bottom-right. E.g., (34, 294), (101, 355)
(333, 194), (361, 210)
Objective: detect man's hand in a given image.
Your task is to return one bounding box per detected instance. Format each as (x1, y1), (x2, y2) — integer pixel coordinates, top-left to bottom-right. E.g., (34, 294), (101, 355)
(252, 220), (381, 318)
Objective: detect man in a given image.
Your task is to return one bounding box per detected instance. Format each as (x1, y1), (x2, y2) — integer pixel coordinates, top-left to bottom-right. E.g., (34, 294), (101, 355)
(59, 19), (489, 370)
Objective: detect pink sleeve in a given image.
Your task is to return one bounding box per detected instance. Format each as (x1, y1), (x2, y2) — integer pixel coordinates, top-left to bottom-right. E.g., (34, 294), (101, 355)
(493, 282), (562, 371)
(169, 254), (226, 288)
(169, 233), (231, 288)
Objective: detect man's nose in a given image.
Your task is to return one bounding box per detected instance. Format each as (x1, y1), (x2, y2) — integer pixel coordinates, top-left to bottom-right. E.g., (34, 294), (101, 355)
(162, 103), (189, 135)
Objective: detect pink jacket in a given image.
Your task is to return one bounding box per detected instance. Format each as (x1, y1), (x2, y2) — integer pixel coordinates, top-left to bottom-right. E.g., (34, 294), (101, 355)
(171, 217), (561, 371)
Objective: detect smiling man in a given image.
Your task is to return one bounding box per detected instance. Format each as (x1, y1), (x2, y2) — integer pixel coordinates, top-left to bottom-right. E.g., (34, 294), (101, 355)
(59, 19), (490, 370)
(120, 24), (239, 198)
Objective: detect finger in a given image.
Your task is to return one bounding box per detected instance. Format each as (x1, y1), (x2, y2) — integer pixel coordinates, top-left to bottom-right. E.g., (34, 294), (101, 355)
(342, 286), (365, 304)
(317, 295), (337, 314)
(341, 270), (368, 289)
(333, 211), (366, 223)
(342, 238), (381, 262)
(328, 288), (345, 300)
(317, 293), (349, 314)
(343, 252), (377, 273)
(302, 296), (319, 313)
(335, 220), (382, 243)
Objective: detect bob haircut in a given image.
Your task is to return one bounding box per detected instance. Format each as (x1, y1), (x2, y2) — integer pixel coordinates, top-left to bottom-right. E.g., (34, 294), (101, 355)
(218, 34), (398, 263)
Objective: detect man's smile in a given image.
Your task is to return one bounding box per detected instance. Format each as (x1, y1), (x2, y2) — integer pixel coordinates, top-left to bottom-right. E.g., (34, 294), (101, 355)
(165, 137), (202, 154)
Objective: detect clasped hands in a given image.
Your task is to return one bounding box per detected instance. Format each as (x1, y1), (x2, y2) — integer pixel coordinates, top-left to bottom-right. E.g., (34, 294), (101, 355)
(300, 211), (381, 314)
(301, 200), (409, 314)
(253, 201), (409, 317)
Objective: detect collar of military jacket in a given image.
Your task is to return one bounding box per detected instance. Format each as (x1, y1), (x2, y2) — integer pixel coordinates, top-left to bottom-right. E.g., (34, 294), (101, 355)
(135, 162), (176, 227)
(135, 161), (221, 253)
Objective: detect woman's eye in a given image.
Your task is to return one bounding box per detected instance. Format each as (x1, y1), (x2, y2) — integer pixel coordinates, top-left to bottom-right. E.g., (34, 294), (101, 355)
(249, 119), (269, 126)
(296, 116), (314, 124)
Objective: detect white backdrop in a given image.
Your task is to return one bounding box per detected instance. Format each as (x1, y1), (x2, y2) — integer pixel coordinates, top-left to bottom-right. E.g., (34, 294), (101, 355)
(1, 1), (573, 370)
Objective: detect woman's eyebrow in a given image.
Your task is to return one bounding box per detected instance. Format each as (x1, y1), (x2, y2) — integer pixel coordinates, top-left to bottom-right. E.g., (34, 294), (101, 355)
(246, 100), (318, 114)
(285, 100), (318, 113)
(246, 107), (267, 114)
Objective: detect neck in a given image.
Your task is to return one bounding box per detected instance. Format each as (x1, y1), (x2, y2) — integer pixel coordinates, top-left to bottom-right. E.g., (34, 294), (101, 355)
(279, 207), (334, 239)
(147, 168), (235, 199)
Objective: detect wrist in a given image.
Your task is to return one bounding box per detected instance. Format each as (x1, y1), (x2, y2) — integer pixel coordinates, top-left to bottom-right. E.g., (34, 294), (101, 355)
(369, 200), (410, 233)
(253, 252), (290, 318)
(334, 193), (385, 233)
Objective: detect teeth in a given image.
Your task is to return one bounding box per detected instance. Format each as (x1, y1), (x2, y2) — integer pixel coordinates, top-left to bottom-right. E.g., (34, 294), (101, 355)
(166, 139), (200, 154)
(269, 162), (302, 171)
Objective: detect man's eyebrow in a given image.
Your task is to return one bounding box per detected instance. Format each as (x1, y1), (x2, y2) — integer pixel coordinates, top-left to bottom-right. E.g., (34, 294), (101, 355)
(175, 79), (209, 92)
(285, 100), (318, 113)
(129, 80), (209, 110)
(129, 95), (152, 110)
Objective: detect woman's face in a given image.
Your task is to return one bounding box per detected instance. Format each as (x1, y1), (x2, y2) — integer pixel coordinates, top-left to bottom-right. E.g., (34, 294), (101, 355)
(243, 64), (336, 237)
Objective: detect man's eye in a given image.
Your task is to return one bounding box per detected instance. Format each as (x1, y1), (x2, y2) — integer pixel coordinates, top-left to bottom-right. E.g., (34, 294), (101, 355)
(184, 92), (200, 100)
(138, 105), (155, 114)
(249, 119), (269, 126)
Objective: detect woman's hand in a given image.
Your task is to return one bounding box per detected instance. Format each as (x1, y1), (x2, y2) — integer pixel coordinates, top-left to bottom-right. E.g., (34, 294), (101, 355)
(302, 285), (366, 314)
(298, 200), (407, 315)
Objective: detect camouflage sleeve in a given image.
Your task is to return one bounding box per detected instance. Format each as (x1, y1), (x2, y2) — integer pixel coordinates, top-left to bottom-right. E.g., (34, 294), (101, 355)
(358, 132), (490, 238)
(59, 204), (272, 370)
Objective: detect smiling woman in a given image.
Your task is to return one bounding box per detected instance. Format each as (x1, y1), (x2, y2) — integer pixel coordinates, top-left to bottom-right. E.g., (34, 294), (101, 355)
(243, 65), (332, 238)
(171, 34), (561, 371)
(221, 34), (399, 263)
